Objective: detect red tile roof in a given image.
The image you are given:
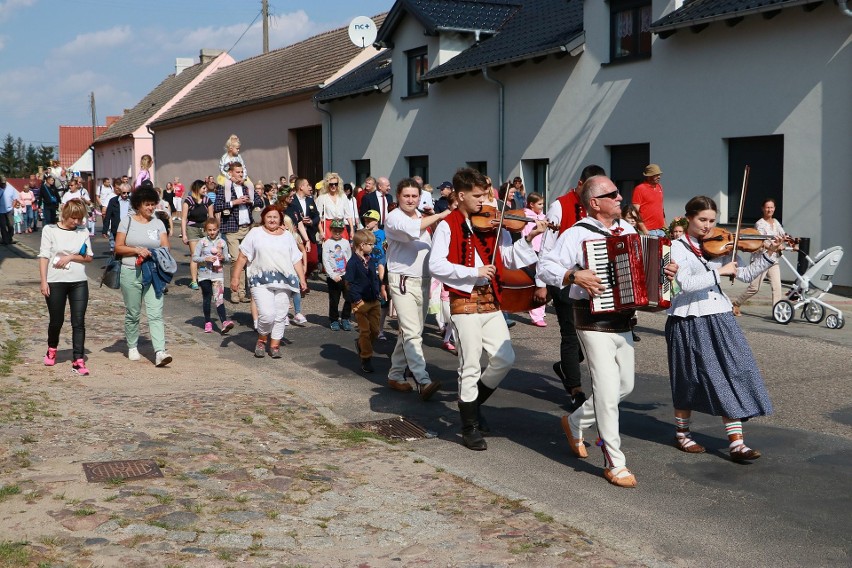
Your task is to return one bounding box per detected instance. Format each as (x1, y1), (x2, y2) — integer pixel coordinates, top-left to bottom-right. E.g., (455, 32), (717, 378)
(59, 126), (109, 169)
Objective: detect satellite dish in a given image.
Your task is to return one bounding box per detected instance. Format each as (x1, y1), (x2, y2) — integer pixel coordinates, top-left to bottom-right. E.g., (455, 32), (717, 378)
(348, 16), (377, 48)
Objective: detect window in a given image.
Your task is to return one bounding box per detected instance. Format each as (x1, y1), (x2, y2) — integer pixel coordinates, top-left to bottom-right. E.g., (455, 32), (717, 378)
(466, 161), (487, 175)
(407, 155), (429, 183)
(521, 159), (550, 204)
(406, 47), (428, 97)
(609, 143), (650, 204)
(610, 0), (652, 62)
(727, 135), (784, 225)
(353, 159), (371, 187)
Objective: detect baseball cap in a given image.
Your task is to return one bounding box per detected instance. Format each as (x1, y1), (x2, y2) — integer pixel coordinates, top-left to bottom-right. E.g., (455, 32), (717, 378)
(438, 181), (453, 190)
(362, 209), (380, 222)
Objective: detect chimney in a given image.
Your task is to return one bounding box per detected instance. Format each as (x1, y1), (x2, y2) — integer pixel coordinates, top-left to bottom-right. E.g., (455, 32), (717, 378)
(200, 49), (225, 64)
(175, 57), (194, 75)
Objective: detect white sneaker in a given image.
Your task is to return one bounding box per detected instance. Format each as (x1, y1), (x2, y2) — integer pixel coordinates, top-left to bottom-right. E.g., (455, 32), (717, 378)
(292, 313), (308, 326)
(155, 351), (173, 367)
(128, 347), (140, 361)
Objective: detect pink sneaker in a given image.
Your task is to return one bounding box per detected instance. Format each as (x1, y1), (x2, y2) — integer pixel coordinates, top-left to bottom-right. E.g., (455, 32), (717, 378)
(534, 320), (547, 327)
(44, 347), (57, 366)
(204, 322), (213, 333)
(72, 359), (90, 376)
(221, 320), (235, 334)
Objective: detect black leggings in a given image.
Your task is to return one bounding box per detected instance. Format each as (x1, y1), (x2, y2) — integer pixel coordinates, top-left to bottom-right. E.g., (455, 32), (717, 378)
(199, 280), (227, 323)
(45, 280), (89, 360)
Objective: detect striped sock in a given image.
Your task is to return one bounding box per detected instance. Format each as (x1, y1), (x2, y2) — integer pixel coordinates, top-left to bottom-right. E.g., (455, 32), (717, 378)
(725, 421), (744, 446)
(675, 416), (690, 432)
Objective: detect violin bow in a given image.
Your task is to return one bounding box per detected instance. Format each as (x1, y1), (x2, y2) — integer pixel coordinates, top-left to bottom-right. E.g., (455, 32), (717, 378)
(730, 165), (750, 283)
(490, 183), (509, 265)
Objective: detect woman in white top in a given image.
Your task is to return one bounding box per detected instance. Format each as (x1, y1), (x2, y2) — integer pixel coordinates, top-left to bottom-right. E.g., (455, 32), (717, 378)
(666, 195), (783, 462)
(38, 200), (94, 375)
(732, 197), (787, 315)
(231, 205), (308, 359)
(315, 172), (355, 241)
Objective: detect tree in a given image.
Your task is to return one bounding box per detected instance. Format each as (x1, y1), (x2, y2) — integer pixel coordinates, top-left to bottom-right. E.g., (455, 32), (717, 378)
(24, 144), (40, 176)
(37, 145), (56, 171)
(0, 134), (20, 177)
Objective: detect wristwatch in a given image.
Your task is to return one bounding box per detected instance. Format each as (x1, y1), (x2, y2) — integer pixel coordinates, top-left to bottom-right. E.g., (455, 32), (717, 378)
(568, 271), (576, 284)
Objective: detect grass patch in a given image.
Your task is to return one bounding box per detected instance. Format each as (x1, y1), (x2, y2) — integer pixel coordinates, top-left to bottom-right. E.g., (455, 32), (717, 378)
(0, 541), (29, 566)
(0, 334), (23, 377)
(73, 507), (96, 517)
(0, 485), (21, 501)
(19, 434), (36, 444)
(534, 511), (554, 523)
(216, 550), (235, 561)
(154, 494), (173, 505)
(105, 477), (125, 487)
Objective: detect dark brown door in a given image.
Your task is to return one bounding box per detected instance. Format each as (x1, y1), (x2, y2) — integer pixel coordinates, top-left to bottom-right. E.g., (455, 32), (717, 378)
(295, 125), (323, 184)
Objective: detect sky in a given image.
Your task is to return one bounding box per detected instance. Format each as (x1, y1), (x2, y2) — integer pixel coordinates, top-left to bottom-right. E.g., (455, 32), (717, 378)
(0, 0), (392, 148)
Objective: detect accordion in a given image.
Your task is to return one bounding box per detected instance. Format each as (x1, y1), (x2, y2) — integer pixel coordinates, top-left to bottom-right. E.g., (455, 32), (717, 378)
(583, 234), (672, 313)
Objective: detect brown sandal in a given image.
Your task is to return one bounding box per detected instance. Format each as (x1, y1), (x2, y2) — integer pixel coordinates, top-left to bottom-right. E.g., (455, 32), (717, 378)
(730, 444), (761, 462)
(604, 467), (637, 488)
(560, 415), (588, 458)
(675, 433), (706, 454)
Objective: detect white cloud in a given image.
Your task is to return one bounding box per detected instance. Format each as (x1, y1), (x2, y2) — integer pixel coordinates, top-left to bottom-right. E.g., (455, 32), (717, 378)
(52, 25), (131, 58)
(0, 0), (36, 22)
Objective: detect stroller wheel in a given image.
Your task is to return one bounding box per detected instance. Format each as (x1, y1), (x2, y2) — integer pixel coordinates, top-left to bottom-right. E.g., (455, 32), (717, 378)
(773, 300), (793, 324)
(802, 303), (825, 324)
(825, 314), (845, 330)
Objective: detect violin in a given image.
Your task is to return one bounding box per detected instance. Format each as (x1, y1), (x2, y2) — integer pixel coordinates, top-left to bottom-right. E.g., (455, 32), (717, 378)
(701, 227), (795, 258)
(471, 204), (557, 233)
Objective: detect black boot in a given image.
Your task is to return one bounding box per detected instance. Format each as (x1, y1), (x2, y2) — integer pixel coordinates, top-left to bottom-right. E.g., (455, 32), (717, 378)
(475, 381), (496, 434)
(360, 357), (374, 373)
(458, 401), (487, 451)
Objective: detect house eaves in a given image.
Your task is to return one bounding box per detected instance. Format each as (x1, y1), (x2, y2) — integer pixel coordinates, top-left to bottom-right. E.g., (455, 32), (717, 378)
(651, 0), (825, 37)
(315, 51), (393, 104)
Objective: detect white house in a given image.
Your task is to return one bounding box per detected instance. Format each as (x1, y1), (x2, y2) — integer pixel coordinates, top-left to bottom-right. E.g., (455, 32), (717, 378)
(315, 0), (852, 285)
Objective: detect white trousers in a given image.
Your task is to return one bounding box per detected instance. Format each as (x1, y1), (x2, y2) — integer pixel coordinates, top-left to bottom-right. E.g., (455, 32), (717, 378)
(452, 310), (514, 402)
(734, 264), (783, 308)
(252, 286), (291, 340)
(571, 329), (634, 469)
(388, 274), (430, 383)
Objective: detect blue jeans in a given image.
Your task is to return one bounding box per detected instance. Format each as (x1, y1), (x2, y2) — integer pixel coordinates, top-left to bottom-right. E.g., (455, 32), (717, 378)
(25, 206), (36, 229)
(647, 228), (666, 237)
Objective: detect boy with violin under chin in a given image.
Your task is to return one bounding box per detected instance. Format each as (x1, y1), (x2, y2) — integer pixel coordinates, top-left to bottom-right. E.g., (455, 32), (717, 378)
(429, 167), (548, 452)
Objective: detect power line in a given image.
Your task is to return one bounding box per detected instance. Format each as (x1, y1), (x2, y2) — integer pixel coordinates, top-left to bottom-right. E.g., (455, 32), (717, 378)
(226, 8), (264, 57)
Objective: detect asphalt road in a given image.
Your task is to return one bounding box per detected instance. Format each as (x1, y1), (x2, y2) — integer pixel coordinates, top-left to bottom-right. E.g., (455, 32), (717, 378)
(9, 225), (852, 567)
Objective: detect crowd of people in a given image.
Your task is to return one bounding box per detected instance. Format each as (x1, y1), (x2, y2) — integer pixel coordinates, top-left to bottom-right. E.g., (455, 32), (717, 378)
(9, 140), (788, 489)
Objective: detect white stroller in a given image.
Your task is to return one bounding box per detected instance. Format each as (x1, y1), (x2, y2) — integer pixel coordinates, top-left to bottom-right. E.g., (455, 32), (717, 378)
(772, 246), (845, 329)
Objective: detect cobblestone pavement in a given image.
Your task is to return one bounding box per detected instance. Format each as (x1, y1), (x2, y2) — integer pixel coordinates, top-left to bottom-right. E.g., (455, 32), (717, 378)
(0, 246), (640, 567)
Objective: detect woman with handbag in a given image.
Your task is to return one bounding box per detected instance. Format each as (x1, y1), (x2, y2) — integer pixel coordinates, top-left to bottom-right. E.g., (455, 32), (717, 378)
(39, 200), (94, 375)
(114, 184), (173, 367)
(181, 180), (214, 290)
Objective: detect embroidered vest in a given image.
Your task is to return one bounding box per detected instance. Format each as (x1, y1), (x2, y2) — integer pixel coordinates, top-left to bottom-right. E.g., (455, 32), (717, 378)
(444, 209), (506, 302)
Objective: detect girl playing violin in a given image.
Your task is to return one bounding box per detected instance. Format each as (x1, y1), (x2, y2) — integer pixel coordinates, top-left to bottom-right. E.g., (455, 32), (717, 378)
(731, 197), (787, 316)
(666, 196), (784, 462)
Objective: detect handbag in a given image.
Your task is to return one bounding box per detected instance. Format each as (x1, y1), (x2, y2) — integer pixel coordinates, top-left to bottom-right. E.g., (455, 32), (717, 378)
(101, 255), (121, 289)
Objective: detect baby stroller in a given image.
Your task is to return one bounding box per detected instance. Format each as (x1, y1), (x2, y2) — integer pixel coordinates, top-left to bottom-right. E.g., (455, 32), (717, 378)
(772, 246), (845, 329)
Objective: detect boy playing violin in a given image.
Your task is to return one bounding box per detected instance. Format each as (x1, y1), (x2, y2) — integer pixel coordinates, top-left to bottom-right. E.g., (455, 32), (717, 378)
(429, 167), (548, 451)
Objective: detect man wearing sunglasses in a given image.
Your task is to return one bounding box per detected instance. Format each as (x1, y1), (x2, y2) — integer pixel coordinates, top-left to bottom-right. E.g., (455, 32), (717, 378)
(538, 175), (677, 489)
(102, 183), (133, 253)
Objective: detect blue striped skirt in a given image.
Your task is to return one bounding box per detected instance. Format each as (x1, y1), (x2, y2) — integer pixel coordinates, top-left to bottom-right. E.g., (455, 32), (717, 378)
(666, 312), (773, 419)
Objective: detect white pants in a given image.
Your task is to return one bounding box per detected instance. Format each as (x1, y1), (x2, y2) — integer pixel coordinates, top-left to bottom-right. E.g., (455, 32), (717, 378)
(452, 310), (514, 402)
(252, 286), (291, 340)
(571, 329), (634, 469)
(734, 264), (783, 308)
(388, 274), (430, 383)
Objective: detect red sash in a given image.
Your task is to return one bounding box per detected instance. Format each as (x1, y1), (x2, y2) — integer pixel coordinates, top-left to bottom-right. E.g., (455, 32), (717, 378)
(444, 209), (506, 302)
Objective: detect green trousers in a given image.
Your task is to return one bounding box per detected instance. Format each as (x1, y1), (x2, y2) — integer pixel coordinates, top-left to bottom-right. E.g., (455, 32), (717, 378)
(119, 266), (166, 352)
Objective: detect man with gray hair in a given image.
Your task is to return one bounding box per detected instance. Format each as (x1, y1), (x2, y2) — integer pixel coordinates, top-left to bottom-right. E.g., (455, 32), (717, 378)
(362, 176), (393, 229)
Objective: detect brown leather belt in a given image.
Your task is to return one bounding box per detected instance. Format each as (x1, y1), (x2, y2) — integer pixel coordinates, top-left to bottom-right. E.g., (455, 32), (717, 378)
(572, 300), (634, 333)
(450, 284), (498, 315)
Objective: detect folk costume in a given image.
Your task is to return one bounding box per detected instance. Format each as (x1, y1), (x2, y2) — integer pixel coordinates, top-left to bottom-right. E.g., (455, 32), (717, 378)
(430, 209), (538, 450)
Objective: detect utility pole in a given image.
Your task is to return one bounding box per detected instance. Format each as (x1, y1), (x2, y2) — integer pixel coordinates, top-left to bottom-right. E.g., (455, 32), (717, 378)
(90, 92), (97, 142)
(262, 0), (269, 54)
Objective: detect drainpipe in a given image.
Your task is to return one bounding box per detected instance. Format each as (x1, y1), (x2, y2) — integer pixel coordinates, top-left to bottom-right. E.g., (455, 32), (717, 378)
(838, 0), (852, 16)
(482, 67), (505, 187)
(313, 99), (333, 172)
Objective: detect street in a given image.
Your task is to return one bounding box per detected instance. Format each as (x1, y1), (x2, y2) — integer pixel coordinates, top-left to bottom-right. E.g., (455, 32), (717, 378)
(6, 225), (852, 567)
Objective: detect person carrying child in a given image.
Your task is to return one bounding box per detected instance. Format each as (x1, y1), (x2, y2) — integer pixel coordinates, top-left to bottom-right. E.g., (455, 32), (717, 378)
(345, 229), (385, 373)
(322, 219), (352, 330)
(193, 217), (235, 334)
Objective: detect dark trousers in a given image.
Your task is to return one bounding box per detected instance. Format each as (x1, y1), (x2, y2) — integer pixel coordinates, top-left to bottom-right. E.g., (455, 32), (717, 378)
(548, 284), (582, 392)
(199, 280), (228, 323)
(45, 280), (89, 360)
(327, 276), (351, 321)
(43, 207), (58, 225)
(0, 211), (13, 244)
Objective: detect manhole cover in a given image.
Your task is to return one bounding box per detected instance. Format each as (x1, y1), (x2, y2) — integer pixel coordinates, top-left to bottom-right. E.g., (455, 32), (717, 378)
(83, 459), (164, 482)
(345, 416), (434, 441)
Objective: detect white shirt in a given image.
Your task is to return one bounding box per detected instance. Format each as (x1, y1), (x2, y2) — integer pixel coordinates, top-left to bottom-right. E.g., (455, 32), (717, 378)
(239, 227), (303, 291)
(315, 193), (351, 222)
(429, 218), (538, 293)
(384, 208), (432, 277)
(38, 224), (93, 283)
(537, 216), (636, 301)
(98, 184), (114, 205)
(667, 235), (774, 318)
(61, 189), (91, 205)
(230, 183), (251, 226)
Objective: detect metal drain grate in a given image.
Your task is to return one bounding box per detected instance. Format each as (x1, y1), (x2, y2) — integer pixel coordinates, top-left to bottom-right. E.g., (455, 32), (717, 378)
(83, 459), (164, 483)
(346, 416), (434, 441)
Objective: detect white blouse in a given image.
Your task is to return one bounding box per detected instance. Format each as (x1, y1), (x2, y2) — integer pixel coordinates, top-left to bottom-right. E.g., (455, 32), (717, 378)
(315, 193), (352, 222)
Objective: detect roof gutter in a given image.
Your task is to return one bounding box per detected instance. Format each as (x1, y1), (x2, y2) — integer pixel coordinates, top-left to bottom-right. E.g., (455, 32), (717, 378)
(481, 66), (505, 187)
(651, 0), (819, 33)
(313, 99), (333, 172)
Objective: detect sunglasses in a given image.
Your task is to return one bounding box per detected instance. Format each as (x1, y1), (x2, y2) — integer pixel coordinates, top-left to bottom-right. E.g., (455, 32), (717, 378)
(121, 192), (131, 196)
(592, 189), (620, 200)
(328, 182), (339, 187)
